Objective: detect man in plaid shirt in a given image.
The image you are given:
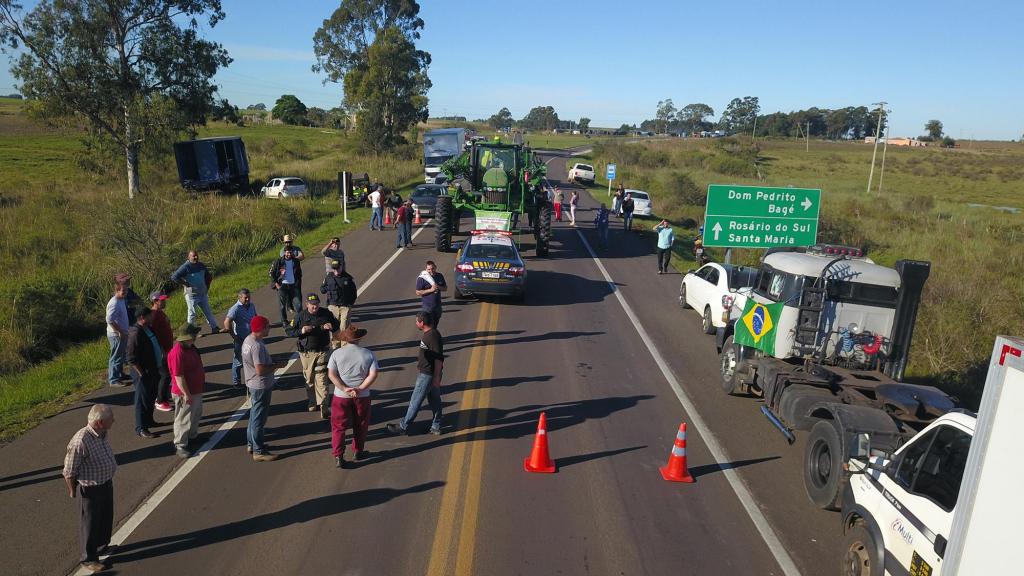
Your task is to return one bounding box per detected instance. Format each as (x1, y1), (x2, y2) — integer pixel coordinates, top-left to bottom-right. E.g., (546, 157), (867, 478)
(63, 404), (118, 573)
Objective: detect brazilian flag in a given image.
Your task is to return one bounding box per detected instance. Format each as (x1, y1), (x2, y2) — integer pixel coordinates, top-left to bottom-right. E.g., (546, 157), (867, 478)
(733, 300), (784, 356)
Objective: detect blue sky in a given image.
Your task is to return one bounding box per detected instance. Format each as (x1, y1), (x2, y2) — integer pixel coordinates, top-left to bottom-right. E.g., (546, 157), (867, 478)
(2, 0), (1022, 140)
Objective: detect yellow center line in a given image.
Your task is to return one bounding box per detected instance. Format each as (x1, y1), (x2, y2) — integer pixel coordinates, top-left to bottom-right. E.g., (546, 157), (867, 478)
(426, 302), (494, 576)
(454, 302), (499, 576)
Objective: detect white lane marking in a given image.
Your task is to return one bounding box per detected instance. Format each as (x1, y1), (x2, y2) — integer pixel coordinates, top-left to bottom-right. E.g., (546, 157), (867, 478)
(357, 219), (432, 297)
(571, 223), (802, 576)
(73, 224), (432, 575)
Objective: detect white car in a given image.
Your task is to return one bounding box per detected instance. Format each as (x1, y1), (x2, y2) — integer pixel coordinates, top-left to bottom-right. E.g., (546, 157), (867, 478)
(567, 163), (595, 184)
(679, 263), (758, 334)
(262, 177), (308, 198)
(625, 189), (653, 217)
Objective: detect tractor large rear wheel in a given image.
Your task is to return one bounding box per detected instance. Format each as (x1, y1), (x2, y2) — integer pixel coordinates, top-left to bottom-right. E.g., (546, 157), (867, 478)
(536, 202), (552, 257)
(435, 196), (453, 252)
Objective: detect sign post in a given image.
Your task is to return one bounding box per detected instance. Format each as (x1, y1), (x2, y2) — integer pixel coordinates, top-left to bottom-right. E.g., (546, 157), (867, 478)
(606, 163), (616, 197)
(338, 171), (351, 223)
(702, 185), (821, 249)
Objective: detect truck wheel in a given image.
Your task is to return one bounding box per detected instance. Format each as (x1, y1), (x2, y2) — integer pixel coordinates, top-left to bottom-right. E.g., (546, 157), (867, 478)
(435, 196), (453, 252)
(841, 523), (882, 576)
(679, 282), (690, 309)
(702, 306), (716, 334)
(719, 336), (745, 395)
(804, 420), (845, 510)
(536, 202), (552, 257)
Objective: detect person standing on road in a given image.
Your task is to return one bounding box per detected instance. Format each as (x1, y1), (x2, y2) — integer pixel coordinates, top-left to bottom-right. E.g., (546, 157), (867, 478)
(63, 404), (117, 574)
(168, 323), (204, 458)
(621, 192), (635, 232)
(243, 315), (281, 462)
(105, 283), (131, 387)
(386, 188), (403, 228)
(328, 325), (378, 468)
(321, 259), (358, 332)
(224, 288), (256, 393)
(387, 311), (444, 436)
(126, 308), (165, 439)
(403, 199), (414, 245)
(613, 183), (625, 216)
(320, 236), (345, 274)
(279, 234), (305, 261)
(368, 185), (383, 230)
(654, 219), (675, 274)
(594, 204), (611, 249)
(395, 200), (411, 248)
(694, 238), (708, 265)
(270, 247), (302, 327)
(553, 187), (564, 222)
(170, 250), (219, 334)
(288, 293), (340, 418)
(569, 190), (579, 227)
(149, 291), (174, 413)
(114, 273), (144, 327)
(415, 260), (447, 329)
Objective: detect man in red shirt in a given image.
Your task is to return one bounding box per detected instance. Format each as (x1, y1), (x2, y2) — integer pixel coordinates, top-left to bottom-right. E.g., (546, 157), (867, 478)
(149, 291), (174, 412)
(168, 323), (204, 458)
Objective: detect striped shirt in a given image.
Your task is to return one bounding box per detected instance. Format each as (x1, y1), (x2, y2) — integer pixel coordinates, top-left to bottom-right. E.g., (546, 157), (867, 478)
(63, 425), (117, 486)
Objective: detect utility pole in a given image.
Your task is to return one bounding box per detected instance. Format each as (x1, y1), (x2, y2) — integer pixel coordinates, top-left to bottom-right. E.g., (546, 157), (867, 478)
(866, 101), (887, 194)
(751, 115), (758, 141)
(806, 121), (810, 152)
(878, 122), (890, 194)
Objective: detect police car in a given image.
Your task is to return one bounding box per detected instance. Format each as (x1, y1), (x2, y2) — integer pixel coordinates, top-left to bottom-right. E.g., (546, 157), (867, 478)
(453, 231), (527, 301)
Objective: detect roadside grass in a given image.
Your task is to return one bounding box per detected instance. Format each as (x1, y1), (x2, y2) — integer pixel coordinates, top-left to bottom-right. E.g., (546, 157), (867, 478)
(578, 136), (1024, 409)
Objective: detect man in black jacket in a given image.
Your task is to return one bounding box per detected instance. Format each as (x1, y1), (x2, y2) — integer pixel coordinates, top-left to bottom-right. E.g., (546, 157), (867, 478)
(126, 308), (167, 439)
(320, 259), (357, 333)
(288, 293), (340, 418)
(270, 247), (302, 327)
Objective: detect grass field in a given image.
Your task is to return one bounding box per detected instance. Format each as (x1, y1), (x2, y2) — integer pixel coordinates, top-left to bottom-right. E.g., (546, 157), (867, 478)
(578, 135), (1024, 408)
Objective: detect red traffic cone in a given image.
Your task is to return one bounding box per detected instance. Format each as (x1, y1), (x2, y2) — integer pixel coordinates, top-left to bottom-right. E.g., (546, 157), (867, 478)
(413, 205), (423, 225)
(384, 209), (392, 225)
(524, 412), (556, 473)
(659, 422), (695, 483)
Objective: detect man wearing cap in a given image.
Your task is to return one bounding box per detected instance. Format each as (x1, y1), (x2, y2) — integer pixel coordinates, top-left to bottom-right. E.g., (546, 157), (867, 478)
(368, 185), (383, 230)
(168, 323), (204, 458)
(401, 199), (414, 247)
(415, 260), (447, 328)
(105, 283), (131, 387)
(287, 293), (339, 418)
(223, 288), (256, 393)
(242, 315), (282, 461)
(270, 247), (303, 327)
(149, 291), (174, 412)
(63, 404), (117, 574)
(387, 311), (444, 436)
(126, 308), (166, 439)
(328, 325), (378, 468)
(279, 234), (305, 261)
(395, 200), (411, 248)
(320, 259), (358, 332)
(320, 236), (345, 274)
(170, 250), (219, 334)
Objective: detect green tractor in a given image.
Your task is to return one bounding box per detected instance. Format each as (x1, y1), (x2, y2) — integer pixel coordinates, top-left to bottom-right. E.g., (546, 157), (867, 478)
(434, 139), (552, 256)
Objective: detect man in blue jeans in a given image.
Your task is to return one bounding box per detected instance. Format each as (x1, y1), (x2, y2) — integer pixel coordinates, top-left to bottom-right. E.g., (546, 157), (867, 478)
(224, 288), (256, 393)
(387, 311), (444, 435)
(242, 315), (280, 461)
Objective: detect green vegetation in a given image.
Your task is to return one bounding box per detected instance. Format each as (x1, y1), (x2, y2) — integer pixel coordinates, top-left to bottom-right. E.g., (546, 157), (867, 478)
(583, 136), (1024, 408)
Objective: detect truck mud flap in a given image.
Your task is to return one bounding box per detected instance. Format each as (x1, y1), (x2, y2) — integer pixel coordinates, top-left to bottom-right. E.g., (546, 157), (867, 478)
(814, 403), (902, 453)
(777, 385), (840, 431)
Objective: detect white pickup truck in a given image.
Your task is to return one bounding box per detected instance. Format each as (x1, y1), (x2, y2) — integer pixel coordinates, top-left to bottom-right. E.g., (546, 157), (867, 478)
(841, 335), (1023, 576)
(567, 163), (595, 184)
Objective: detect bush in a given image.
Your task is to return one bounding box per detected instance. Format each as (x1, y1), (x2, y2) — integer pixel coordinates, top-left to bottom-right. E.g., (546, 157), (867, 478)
(707, 154), (757, 178)
(662, 171), (705, 206)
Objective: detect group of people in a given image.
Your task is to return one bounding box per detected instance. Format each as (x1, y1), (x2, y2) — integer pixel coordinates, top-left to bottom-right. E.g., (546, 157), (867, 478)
(548, 186), (580, 227)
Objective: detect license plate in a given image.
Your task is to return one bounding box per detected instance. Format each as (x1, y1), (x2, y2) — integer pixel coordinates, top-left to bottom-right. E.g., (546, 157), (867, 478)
(481, 271), (500, 279)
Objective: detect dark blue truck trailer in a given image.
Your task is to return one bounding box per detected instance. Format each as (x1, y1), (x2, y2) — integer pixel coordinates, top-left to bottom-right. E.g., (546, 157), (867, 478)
(173, 136), (250, 192)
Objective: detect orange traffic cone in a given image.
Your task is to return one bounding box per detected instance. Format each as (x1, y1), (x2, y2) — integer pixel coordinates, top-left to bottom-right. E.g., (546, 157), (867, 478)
(659, 422), (695, 483)
(413, 205), (423, 225)
(524, 412), (556, 473)
(384, 209), (392, 226)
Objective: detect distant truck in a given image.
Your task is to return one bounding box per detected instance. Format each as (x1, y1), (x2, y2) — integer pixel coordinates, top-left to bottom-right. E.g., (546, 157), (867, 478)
(716, 244), (955, 510)
(424, 128), (467, 184)
(840, 336), (1023, 576)
(173, 136), (250, 193)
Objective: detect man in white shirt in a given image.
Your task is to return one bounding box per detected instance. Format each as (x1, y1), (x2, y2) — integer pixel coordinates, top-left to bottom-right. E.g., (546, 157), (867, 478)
(105, 284), (130, 386)
(368, 185), (383, 231)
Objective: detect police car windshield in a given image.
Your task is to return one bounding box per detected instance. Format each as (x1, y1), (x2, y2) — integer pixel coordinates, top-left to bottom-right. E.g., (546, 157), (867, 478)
(465, 240), (516, 260)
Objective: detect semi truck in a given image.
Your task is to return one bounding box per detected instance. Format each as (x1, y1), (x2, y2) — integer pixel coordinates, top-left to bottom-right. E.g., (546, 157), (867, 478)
(173, 136), (249, 193)
(716, 244), (955, 510)
(840, 335), (1023, 576)
(423, 128), (467, 184)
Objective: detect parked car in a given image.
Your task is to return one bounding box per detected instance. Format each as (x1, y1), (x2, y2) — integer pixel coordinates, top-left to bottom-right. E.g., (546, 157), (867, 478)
(567, 163), (595, 184)
(409, 183), (447, 218)
(625, 189), (653, 217)
(679, 263), (758, 334)
(262, 177), (308, 198)
(454, 231), (527, 302)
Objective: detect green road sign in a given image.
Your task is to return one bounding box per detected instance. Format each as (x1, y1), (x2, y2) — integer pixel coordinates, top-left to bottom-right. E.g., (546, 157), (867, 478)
(702, 185), (821, 249)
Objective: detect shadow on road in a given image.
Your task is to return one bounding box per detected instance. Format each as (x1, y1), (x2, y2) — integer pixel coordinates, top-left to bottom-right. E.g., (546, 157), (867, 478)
(688, 456), (781, 479)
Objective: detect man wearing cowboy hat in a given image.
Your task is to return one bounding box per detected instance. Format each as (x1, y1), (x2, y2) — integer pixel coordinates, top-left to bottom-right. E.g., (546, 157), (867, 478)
(287, 293), (339, 419)
(279, 234), (305, 261)
(327, 325), (378, 468)
(168, 323), (204, 458)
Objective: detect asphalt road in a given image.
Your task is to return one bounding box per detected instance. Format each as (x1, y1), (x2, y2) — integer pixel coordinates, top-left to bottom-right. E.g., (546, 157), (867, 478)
(2, 154), (843, 576)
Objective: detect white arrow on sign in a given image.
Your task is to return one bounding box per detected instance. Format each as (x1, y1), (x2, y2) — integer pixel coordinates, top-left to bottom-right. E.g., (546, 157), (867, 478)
(802, 197), (813, 211)
(712, 222), (723, 240)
